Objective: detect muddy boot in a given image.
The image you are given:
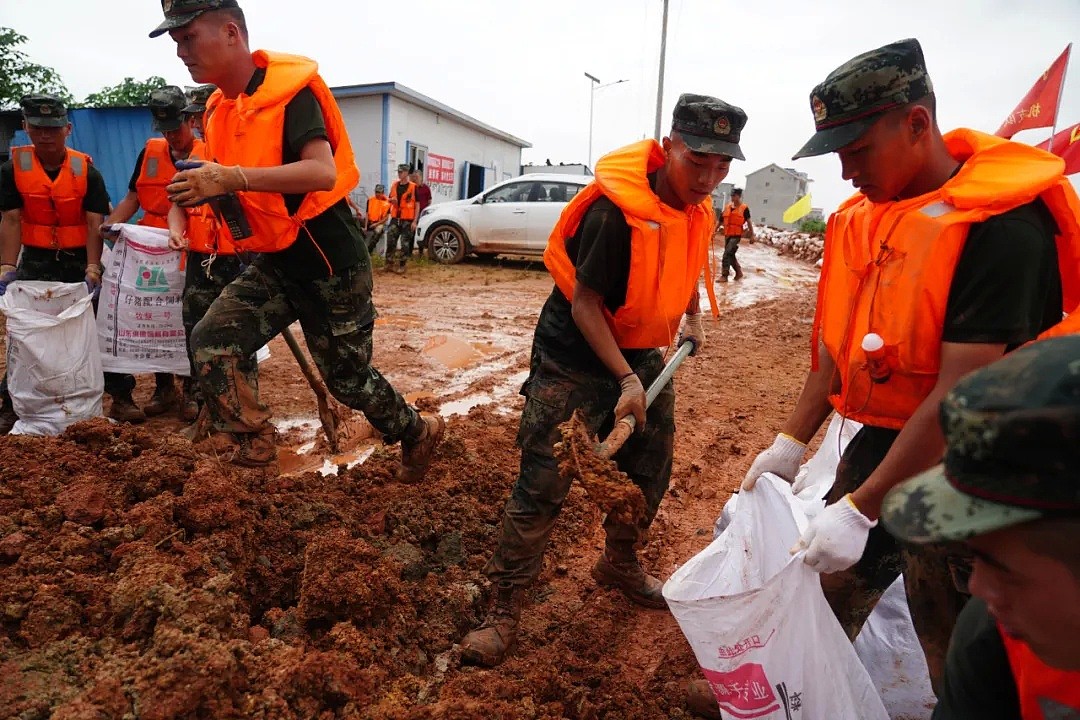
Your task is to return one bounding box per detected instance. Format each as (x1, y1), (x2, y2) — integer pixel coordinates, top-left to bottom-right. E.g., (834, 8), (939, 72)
(591, 548), (667, 609)
(686, 679), (722, 719)
(180, 380), (200, 422)
(398, 413), (445, 482)
(181, 405), (213, 442)
(0, 403), (17, 435)
(143, 377), (179, 416)
(733, 270), (745, 281)
(108, 393), (147, 424)
(460, 582), (524, 667)
(718, 274), (729, 283)
(230, 426), (278, 468)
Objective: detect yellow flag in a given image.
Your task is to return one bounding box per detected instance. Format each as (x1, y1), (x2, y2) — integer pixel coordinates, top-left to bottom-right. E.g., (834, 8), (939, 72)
(783, 193), (812, 224)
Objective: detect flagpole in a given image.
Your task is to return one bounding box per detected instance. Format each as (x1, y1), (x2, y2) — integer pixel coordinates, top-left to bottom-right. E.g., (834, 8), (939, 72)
(1048, 43), (1072, 154)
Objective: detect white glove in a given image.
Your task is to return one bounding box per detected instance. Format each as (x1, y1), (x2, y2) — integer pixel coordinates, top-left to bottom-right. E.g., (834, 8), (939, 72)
(741, 433), (807, 490)
(793, 494), (876, 574)
(677, 312), (705, 355)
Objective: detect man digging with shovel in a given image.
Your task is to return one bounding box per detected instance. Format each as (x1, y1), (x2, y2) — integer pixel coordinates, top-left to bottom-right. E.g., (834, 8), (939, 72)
(461, 94), (746, 667)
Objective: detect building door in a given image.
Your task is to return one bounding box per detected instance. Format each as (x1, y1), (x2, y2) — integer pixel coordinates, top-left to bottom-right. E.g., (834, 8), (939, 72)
(461, 162), (486, 199)
(405, 142), (428, 175)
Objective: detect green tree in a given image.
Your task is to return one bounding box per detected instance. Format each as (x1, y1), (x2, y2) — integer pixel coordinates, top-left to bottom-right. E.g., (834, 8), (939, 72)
(0, 27), (73, 109)
(798, 218), (827, 234)
(83, 76), (167, 108)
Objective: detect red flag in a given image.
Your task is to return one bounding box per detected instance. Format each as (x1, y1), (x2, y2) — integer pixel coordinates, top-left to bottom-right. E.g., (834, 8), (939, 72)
(995, 44), (1071, 139)
(1036, 122), (1080, 175)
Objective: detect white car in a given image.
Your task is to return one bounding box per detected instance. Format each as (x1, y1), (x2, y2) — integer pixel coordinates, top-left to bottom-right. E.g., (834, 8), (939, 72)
(416, 173), (590, 264)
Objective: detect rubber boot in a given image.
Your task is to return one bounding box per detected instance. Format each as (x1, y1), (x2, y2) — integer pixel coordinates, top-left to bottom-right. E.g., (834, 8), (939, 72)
(0, 402), (17, 435)
(398, 413), (445, 482)
(108, 393), (146, 424)
(230, 425), (278, 468)
(144, 377), (179, 417)
(180, 379), (199, 422)
(591, 547), (667, 609)
(733, 270), (745, 281)
(460, 582), (524, 667)
(686, 679), (723, 719)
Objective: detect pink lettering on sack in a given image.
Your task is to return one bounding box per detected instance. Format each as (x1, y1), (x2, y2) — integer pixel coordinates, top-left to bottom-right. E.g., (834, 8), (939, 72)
(701, 663), (779, 718)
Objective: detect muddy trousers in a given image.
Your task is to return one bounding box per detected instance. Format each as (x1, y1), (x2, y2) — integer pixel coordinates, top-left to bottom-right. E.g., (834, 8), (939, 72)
(819, 425), (968, 695)
(485, 347), (675, 587)
(0, 247), (137, 412)
(385, 219), (416, 269)
(188, 254), (420, 442)
(721, 236), (742, 278)
(181, 252), (254, 405)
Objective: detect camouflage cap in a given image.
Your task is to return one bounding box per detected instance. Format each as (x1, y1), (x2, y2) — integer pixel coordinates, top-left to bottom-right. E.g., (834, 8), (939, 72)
(148, 85), (189, 132)
(792, 38), (934, 160)
(182, 84), (217, 113)
(149, 0), (240, 38)
(882, 335), (1080, 544)
(20, 94), (69, 128)
(397, 163), (412, 173)
(671, 93), (747, 160)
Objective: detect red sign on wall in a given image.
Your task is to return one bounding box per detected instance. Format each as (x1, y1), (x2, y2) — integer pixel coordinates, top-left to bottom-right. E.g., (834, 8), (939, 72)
(427, 154), (455, 185)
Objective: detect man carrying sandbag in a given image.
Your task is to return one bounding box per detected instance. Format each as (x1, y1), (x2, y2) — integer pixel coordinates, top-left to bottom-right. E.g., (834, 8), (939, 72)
(691, 38), (1080, 718)
(460, 94), (741, 667)
(0, 95), (114, 434)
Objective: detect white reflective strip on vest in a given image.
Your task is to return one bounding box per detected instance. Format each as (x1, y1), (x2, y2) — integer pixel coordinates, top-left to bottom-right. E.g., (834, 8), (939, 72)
(16, 149), (32, 172)
(145, 156), (159, 178)
(920, 201), (955, 218)
(69, 154), (85, 177)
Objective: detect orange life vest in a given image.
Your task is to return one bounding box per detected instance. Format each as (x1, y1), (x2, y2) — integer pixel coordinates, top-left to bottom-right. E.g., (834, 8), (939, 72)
(722, 201), (748, 237)
(366, 195), (391, 224)
(11, 146), (91, 250)
(389, 181), (417, 220)
(1001, 631), (1080, 719)
(203, 50), (360, 255)
(136, 137), (182, 229)
(544, 139), (720, 350)
(812, 129), (1080, 429)
(181, 140), (236, 256)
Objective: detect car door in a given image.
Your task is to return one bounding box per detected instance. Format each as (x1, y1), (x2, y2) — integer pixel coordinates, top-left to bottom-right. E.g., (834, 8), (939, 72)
(526, 182), (584, 250)
(469, 180), (536, 252)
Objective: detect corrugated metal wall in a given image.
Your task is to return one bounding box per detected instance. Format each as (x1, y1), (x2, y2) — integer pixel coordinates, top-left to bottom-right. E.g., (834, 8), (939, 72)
(11, 107), (155, 209)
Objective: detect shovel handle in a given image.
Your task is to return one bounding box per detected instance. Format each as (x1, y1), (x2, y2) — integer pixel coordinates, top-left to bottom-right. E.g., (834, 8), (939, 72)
(597, 340), (696, 459)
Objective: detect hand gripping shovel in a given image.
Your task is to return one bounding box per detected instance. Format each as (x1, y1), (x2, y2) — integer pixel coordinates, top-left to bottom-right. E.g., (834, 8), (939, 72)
(554, 339), (696, 525)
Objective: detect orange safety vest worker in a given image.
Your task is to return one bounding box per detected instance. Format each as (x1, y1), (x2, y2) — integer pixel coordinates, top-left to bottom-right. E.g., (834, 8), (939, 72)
(181, 140), (236, 256)
(135, 137), (190, 229)
(11, 146), (91, 250)
(203, 50), (359, 255)
(388, 180), (417, 221)
(812, 129), (1080, 430)
(1001, 631), (1080, 719)
(722, 201), (748, 238)
(544, 139), (720, 350)
(366, 195), (392, 224)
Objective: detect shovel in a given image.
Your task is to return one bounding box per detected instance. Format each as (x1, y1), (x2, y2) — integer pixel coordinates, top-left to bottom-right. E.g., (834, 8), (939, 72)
(281, 327), (345, 453)
(554, 339), (696, 524)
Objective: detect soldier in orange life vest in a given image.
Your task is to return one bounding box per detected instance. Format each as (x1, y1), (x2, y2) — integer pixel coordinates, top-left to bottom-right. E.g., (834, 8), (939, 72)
(363, 183), (392, 254)
(153, 0), (443, 473)
(101, 86), (205, 422)
(881, 335), (1080, 720)
(708, 38), (1080, 717)
(718, 187), (753, 281)
(385, 163), (417, 273)
(460, 94), (743, 668)
(0, 94), (112, 434)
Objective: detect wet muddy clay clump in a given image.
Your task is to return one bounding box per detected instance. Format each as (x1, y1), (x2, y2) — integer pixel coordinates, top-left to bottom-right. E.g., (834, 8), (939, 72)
(554, 410), (646, 526)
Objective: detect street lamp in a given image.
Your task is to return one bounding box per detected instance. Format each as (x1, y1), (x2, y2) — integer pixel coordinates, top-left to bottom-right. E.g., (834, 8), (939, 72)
(585, 72), (628, 168)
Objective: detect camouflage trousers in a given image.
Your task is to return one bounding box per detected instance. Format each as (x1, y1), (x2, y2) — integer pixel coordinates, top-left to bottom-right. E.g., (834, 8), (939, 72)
(0, 246), (136, 409)
(819, 425), (969, 695)
(721, 236), (742, 277)
(363, 223), (386, 255)
(188, 254), (420, 443)
(384, 219), (416, 268)
(181, 252), (253, 404)
(485, 345), (675, 587)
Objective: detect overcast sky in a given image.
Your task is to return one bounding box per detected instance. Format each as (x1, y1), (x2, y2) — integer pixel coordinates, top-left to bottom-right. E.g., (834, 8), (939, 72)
(6, 0), (1079, 212)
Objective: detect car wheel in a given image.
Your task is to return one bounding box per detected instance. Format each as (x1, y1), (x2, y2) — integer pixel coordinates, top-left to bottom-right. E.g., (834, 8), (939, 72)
(428, 224), (467, 264)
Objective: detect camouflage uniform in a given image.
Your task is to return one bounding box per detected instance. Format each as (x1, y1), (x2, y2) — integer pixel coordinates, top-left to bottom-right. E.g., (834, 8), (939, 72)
(384, 219), (414, 268)
(485, 342), (675, 587)
(189, 253), (419, 442)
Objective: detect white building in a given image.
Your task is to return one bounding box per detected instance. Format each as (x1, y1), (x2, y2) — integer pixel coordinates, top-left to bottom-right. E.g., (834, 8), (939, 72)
(332, 82), (531, 206)
(743, 164), (812, 229)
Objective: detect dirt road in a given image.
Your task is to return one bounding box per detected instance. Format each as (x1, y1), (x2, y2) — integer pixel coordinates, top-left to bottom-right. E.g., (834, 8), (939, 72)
(0, 243), (821, 718)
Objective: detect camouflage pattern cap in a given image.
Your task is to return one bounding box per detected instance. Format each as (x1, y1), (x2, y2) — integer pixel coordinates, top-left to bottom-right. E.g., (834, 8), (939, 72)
(792, 38), (934, 160)
(148, 85), (189, 132)
(882, 335), (1080, 544)
(671, 93), (747, 160)
(20, 94), (69, 128)
(397, 164), (412, 173)
(149, 0), (240, 38)
(183, 84), (217, 114)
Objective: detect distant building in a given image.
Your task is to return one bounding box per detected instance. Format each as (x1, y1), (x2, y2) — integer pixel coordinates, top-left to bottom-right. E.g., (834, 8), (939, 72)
(743, 164), (812, 229)
(805, 208), (825, 223)
(711, 181), (736, 212)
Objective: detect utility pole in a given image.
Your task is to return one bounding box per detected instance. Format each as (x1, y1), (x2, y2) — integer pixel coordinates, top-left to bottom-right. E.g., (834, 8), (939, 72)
(585, 73), (629, 167)
(653, 0), (670, 140)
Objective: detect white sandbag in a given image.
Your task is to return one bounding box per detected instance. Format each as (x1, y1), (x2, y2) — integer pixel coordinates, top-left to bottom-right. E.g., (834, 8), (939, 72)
(666, 476), (888, 720)
(0, 281), (103, 436)
(97, 224), (189, 375)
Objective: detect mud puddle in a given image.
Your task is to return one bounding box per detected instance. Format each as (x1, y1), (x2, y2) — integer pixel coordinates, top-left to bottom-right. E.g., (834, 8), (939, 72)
(708, 242), (819, 309)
